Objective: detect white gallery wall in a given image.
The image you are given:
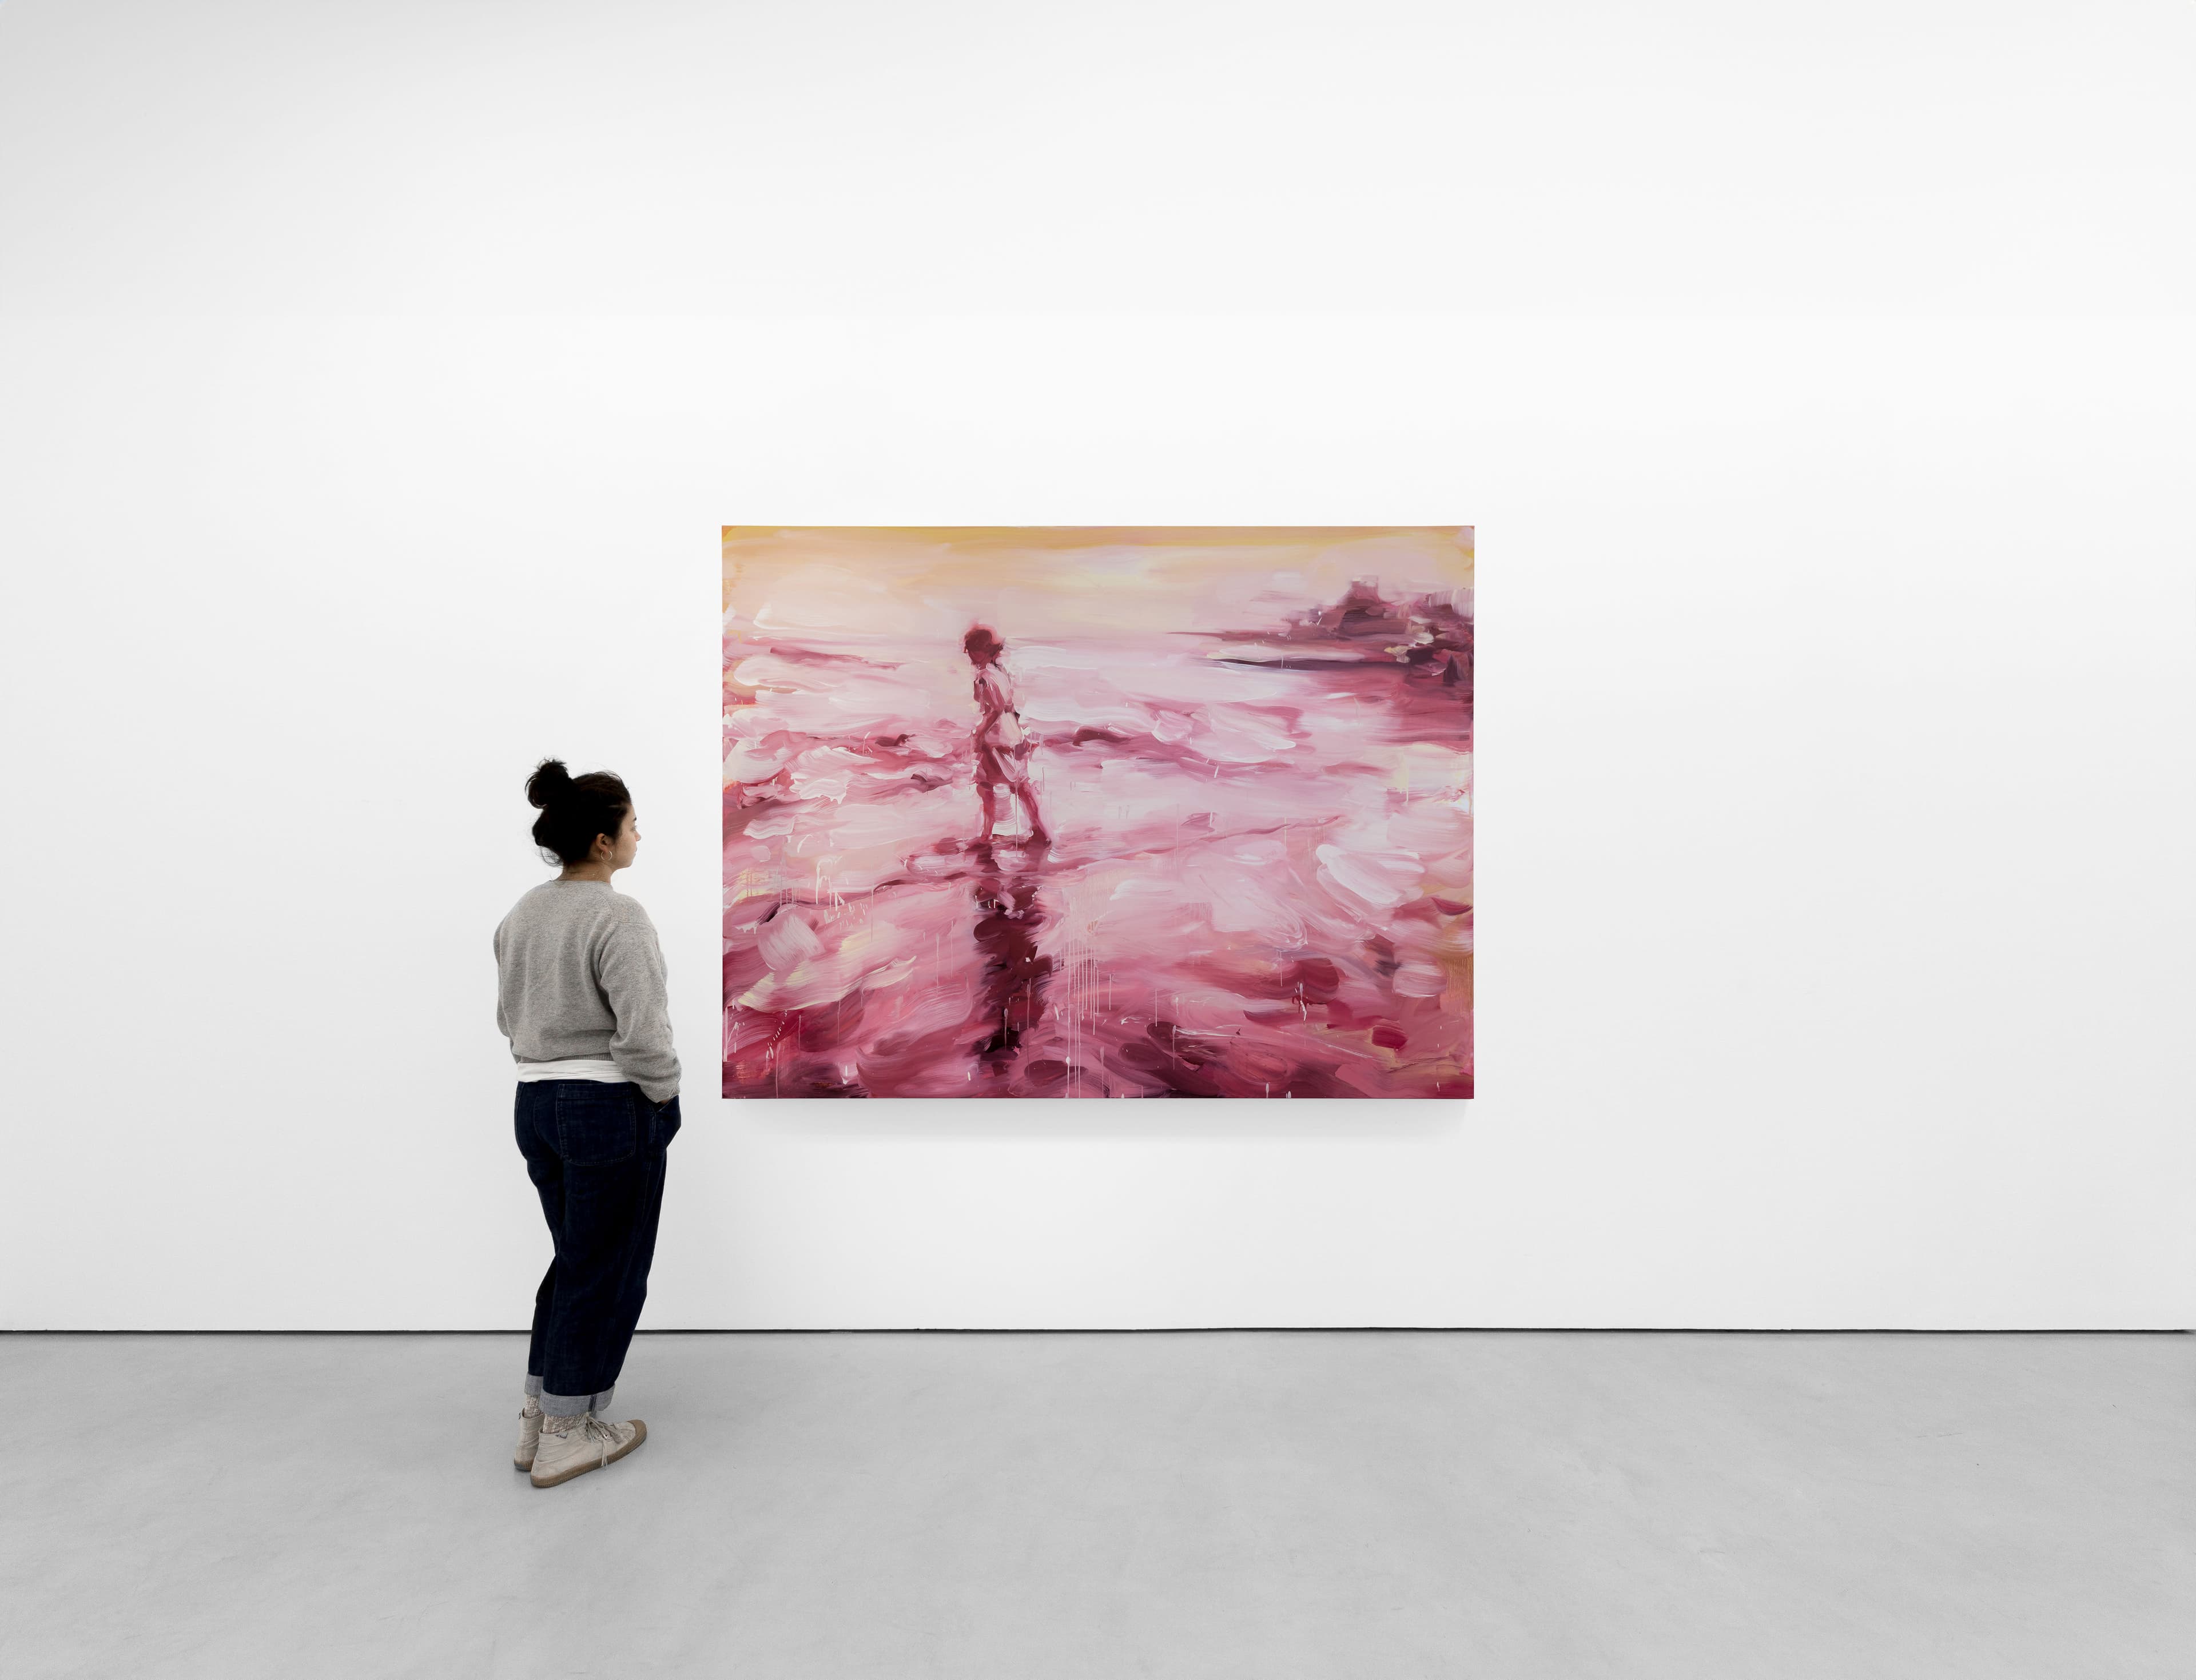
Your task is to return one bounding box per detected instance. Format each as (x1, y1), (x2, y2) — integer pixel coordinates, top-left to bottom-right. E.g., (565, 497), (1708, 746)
(2, 1), (2190, 1329)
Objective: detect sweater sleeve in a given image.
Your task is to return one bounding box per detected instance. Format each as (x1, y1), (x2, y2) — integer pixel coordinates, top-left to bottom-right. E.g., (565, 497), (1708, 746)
(598, 907), (682, 1102)
(493, 919), (511, 1042)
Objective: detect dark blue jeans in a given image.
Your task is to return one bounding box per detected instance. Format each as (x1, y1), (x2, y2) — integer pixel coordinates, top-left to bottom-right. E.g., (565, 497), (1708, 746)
(515, 1080), (679, 1415)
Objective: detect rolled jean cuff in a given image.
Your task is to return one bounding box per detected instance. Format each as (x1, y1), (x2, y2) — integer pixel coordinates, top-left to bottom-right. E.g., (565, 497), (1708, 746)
(540, 1384), (614, 1419)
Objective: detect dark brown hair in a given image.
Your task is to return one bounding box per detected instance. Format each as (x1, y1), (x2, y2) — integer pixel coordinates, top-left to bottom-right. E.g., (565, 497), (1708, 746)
(526, 758), (632, 866)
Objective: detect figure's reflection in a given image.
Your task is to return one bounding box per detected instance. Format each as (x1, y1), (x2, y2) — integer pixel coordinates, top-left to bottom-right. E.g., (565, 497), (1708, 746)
(969, 849), (1052, 1073)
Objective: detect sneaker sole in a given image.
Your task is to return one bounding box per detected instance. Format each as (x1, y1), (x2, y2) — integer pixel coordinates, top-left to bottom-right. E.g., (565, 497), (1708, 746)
(530, 1419), (647, 1488)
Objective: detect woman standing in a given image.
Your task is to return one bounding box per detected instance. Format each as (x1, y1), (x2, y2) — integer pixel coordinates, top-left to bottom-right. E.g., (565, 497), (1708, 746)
(964, 624), (1047, 846)
(495, 759), (681, 1488)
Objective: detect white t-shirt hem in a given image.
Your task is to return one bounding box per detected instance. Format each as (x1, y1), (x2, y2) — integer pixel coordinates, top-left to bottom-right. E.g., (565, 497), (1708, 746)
(514, 1057), (628, 1084)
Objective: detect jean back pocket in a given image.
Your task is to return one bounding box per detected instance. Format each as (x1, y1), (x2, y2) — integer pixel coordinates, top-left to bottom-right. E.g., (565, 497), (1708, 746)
(555, 1082), (640, 1166)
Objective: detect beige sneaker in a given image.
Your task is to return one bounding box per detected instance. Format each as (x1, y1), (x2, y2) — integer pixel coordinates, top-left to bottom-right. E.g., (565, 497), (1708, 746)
(514, 1394), (543, 1470)
(530, 1412), (647, 1488)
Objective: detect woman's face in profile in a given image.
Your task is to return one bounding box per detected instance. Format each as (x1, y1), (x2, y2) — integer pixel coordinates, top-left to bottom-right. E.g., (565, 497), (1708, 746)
(607, 808), (640, 869)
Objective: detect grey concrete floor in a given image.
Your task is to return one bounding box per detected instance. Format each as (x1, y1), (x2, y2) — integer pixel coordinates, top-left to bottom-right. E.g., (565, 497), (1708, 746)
(1, 1332), (2191, 1679)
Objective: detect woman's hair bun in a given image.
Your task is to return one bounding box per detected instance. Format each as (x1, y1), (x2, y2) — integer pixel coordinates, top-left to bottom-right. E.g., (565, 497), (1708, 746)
(526, 758), (576, 810)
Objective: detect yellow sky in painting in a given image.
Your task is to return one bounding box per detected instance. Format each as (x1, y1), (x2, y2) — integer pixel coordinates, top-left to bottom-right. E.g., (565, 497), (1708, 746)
(721, 527), (1474, 644)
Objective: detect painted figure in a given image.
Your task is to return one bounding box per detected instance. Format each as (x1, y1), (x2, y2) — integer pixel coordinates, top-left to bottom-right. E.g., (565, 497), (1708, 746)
(964, 625), (1047, 846)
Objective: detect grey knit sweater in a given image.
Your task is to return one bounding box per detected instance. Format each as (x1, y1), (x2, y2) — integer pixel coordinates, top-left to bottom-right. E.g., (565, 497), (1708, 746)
(494, 879), (681, 1102)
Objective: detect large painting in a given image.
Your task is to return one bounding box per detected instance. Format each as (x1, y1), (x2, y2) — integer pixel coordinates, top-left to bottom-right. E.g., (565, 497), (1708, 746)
(722, 527), (1473, 1098)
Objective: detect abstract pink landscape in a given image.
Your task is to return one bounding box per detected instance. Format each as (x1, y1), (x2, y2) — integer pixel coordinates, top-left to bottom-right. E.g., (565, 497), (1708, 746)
(722, 527), (1473, 1099)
